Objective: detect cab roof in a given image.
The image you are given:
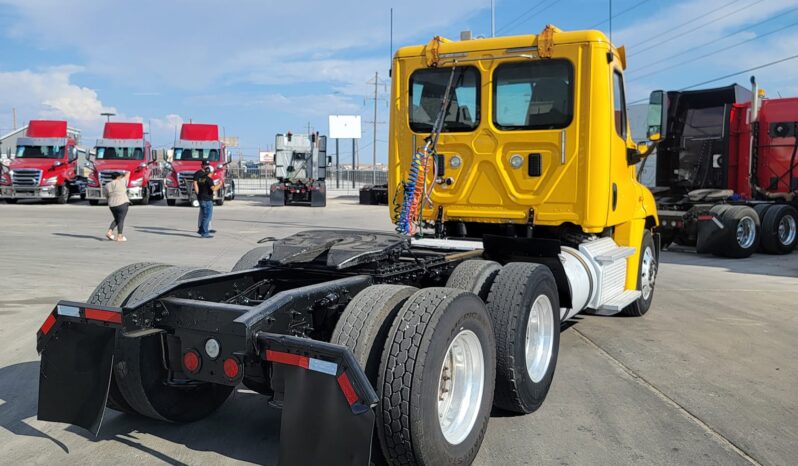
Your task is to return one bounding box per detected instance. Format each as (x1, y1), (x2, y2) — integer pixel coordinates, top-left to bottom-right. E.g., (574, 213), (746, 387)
(394, 28), (612, 59)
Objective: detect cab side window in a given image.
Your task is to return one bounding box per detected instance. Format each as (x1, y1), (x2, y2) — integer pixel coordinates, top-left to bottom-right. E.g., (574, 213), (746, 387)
(613, 71), (627, 139)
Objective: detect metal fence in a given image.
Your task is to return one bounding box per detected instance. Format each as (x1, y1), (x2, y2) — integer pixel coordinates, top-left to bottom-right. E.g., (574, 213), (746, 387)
(225, 168), (388, 195)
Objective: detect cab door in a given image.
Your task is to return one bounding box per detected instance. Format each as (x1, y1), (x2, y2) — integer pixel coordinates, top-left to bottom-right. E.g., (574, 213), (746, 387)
(606, 67), (637, 225)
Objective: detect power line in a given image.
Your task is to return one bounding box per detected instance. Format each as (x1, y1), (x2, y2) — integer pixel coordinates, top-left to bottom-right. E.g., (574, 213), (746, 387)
(497, 0), (563, 36)
(589, 0), (655, 28)
(496, 0), (548, 35)
(629, 7), (798, 73)
(629, 20), (798, 82)
(627, 0), (744, 51)
(628, 52), (798, 104)
(630, 0), (765, 56)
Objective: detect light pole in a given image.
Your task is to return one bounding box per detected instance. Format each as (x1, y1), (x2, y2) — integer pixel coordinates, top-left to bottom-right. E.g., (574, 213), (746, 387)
(100, 112), (116, 122)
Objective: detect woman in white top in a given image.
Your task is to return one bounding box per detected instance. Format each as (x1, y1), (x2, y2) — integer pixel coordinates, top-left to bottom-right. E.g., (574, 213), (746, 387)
(104, 171), (131, 242)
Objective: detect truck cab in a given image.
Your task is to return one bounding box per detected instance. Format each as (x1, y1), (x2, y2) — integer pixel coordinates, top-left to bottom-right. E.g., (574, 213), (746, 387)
(0, 120), (84, 204)
(164, 123), (235, 206)
(390, 25), (660, 310)
(85, 122), (163, 205)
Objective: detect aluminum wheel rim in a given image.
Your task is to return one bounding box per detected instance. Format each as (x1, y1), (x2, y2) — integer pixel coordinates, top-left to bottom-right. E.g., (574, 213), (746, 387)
(525, 295), (554, 383)
(437, 329), (485, 445)
(778, 214), (797, 246)
(640, 246), (657, 301)
(736, 216), (756, 249)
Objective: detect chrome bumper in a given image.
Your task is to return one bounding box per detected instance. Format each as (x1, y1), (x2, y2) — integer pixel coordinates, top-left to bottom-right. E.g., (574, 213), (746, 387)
(1, 186), (58, 199)
(166, 187), (221, 200)
(86, 187), (144, 200)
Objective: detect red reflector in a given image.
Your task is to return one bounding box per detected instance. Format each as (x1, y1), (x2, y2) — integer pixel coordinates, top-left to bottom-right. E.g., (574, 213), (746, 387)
(84, 308), (122, 324)
(223, 358), (241, 379)
(265, 350), (309, 369)
(697, 215), (715, 221)
(40, 314), (56, 335)
(183, 350), (201, 373)
(337, 372), (358, 406)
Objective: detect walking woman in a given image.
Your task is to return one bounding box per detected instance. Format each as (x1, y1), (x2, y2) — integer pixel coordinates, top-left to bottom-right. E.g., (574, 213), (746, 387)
(105, 171), (131, 242)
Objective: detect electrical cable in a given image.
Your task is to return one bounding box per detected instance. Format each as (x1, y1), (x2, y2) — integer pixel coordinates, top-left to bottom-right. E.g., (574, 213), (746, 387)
(497, 0), (563, 36)
(589, 0), (655, 28)
(496, 0), (549, 35)
(629, 20), (798, 82)
(628, 52), (798, 104)
(629, 7), (798, 74)
(627, 0), (745, 51)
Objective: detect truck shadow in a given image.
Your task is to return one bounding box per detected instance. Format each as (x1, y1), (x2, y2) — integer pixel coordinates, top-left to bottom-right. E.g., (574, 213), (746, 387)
(0, 360), (281, 464)
(67, 390), (282, 464)
(659, 249), (798, 279)
(0, 361), (70, 453)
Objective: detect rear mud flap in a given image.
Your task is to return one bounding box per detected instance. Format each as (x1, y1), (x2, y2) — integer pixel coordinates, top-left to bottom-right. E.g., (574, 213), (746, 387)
(257, 333), (378, 466)
(38, 322), (115, 435)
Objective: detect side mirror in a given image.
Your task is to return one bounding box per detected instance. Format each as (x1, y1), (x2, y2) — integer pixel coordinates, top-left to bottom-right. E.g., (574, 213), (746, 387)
(646, 90), (668, 141)
(139, 162), (147, 168)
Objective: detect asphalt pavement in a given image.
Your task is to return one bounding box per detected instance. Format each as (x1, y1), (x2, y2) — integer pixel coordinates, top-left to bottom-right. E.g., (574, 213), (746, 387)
(0, 196), (796, 465)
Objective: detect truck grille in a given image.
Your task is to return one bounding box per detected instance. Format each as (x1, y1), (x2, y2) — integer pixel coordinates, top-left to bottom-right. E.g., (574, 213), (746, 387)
(99, 171), (117, 187)
(11, 169), (42, 187)
(178, 172), (194, 193)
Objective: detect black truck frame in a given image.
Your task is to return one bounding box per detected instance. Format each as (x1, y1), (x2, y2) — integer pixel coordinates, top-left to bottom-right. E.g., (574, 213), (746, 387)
(36, 230), (507, 464)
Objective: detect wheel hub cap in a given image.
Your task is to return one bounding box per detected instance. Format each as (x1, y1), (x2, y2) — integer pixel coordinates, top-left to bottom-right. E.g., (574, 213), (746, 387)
(736, 216), (756, 249)
(640, 246), (657, 301)
(525, 295), (554, 383)
(778, 214), (797, 246)
(437, 329), (484, 445)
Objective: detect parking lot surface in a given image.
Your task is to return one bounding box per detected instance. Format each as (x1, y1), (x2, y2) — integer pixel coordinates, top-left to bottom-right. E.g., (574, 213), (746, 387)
(1, 197), (796, 465)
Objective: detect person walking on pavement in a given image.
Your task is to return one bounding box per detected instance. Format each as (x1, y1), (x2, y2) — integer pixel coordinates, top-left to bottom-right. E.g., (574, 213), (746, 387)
(194, 160), (222, 238)
(104, 171), (131, 242)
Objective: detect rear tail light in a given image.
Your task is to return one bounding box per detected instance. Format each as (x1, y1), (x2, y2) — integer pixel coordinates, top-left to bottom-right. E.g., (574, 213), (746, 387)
(223, 357), (241, 379)
(183, 350), (201, 373)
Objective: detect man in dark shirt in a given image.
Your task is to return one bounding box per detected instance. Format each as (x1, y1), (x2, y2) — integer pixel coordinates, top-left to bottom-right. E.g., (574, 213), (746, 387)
(193, 161), (222, 238)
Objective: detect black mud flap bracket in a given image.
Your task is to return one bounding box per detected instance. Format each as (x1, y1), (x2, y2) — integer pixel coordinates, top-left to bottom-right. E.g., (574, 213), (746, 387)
(36, 301), (124, 435)
(256, 333), (378, 466)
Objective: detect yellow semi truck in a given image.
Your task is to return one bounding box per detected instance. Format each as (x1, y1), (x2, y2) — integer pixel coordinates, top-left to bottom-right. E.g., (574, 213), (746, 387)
(35, 26), (662, 465)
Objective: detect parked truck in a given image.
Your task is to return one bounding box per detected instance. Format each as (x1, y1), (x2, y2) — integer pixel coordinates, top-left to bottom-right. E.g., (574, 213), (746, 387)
(652, 79), (798, 257)
(0, 120), (85, 204)
(85, 122), (164, 205)
(36, 26), (662, 465)
(270, 131), (328, 206)
(164, 123), (235, 206)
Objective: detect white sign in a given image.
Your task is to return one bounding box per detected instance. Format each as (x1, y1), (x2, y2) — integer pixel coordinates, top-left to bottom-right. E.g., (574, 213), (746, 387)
(329, 115), (362, 139)
(259, 151), (274, 164)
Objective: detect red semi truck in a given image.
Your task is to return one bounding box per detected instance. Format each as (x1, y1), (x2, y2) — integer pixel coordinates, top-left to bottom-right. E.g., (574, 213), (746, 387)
(164, 123), (235, 206)
(85, 122), (164, 205)
(0, 120), (85, 204)
(653, 78), (798, 257)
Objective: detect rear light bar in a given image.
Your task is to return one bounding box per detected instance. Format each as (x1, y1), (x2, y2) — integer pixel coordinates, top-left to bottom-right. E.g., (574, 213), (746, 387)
(37, 301), (124, 353)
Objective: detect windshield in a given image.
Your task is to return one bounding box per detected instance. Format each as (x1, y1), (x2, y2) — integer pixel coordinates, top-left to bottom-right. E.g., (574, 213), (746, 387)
(174, 148), (220, 161)
(96, 147), (144, 160)
(409, 67), (480, 133)
(15, 145), (65, 159)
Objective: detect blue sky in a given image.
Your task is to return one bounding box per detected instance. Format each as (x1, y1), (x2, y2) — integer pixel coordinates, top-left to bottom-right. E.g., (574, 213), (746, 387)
(2, 0), (798, 162)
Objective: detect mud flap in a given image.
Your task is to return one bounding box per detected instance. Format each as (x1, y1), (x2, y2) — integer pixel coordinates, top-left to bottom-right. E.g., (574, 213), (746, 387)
(38, 322), (115, 435)
(257, 333), (378, 466)
(270, 184), (286, 206)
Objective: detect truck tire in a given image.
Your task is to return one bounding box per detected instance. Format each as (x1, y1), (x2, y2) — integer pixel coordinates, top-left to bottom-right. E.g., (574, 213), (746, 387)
(230, 181), (236, 200)
(89, 200), (100, 206)
(215, 189), (225, 206)
(87, 262), (172, 414)
(485, 262), (560, 413)
(231, 244), (274, 271)
(716, 205), (759, 258)
(446, 260), (501, 301)
(377, 288), (495, 465)
(331, 285), (416, 383)
(753, 203), (772, 221)
(113, 266), (234, 422)
(760, 205), (798, 254)
(5, 199), (17, 204)
(167, 199), (176, 206)
(621, 230), (657, 317)
(55, 185), (69, 204)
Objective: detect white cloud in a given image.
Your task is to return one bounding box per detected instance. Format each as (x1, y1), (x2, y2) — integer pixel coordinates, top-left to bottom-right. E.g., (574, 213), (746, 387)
(0, 66), (116, 133)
